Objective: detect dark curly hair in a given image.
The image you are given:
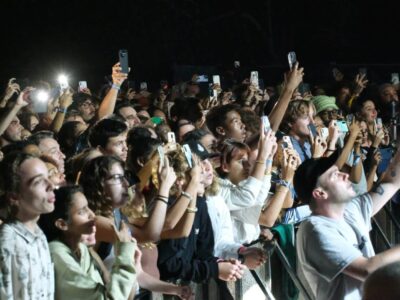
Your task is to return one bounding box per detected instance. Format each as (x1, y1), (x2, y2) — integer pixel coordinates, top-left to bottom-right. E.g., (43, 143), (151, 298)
(79, 155), (124, 218)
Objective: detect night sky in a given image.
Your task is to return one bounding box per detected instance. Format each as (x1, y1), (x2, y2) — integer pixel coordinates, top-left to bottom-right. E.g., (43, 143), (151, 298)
(1, 0), (400, 91)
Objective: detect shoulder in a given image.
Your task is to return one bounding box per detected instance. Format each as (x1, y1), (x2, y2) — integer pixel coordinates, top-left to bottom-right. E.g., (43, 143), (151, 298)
(0, 223), (17, 250)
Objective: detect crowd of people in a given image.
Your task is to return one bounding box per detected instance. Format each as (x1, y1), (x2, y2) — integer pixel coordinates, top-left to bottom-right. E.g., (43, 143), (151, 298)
(1, 58), (400, 300)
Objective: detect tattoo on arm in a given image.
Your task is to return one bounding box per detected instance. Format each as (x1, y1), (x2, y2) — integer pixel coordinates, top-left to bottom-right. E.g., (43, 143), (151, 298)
(372, 184), (384, 196)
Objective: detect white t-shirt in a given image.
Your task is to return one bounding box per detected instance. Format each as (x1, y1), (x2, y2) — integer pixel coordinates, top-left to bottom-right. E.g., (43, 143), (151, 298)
(296, 193), (375, 300)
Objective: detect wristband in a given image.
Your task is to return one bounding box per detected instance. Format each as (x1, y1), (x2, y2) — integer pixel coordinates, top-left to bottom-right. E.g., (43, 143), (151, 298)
(353, 154), (361, 167)
(186, 207), (198, 213)
(255, 160), (265, 165)
(56, 107), (68, 114)
(112, 84), (121, 91)
(181, 191), (193, 201)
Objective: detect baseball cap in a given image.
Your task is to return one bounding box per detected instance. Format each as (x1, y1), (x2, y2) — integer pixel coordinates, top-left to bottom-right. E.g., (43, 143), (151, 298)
(293, 151), (339, 204)
(184, 140), (219, 161)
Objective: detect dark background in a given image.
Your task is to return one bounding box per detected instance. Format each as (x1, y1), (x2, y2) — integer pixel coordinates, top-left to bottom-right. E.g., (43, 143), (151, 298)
(1, 0), (400, 91)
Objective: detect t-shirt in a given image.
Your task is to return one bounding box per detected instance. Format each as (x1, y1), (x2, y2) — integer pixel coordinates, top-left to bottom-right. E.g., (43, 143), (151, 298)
(296, 193), (375, 300)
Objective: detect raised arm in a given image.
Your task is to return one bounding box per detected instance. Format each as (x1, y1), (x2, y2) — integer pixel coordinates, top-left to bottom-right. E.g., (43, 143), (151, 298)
(0, 88), (30, 136)
(268, 63), (304, 132)
(97, 63), (127, 120)
(369, 147), (400, 215)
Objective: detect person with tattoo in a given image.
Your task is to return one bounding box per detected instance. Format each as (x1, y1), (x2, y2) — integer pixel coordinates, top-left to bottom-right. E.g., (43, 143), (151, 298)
(293, 149), (400, 300)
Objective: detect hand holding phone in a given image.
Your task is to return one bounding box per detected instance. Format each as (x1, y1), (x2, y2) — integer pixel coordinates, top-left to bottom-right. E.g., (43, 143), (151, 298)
(288, 52), (297, 69)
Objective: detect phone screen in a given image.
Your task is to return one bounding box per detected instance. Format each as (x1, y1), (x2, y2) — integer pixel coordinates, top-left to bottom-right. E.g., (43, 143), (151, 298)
(119, 49), (129, 74)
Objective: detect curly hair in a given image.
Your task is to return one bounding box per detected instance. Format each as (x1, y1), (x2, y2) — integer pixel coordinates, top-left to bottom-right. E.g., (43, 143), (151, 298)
(79, 155), (124, 218)
(166, 145), (191, 197)
(279, 100), (314, 134)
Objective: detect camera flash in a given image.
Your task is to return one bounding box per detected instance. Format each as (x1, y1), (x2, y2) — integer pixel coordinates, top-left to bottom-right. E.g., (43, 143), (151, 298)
(37, 90), (49, 102)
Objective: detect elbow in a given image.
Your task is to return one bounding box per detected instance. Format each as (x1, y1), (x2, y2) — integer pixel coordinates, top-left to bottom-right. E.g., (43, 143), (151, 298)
(163, 220), (176, 231)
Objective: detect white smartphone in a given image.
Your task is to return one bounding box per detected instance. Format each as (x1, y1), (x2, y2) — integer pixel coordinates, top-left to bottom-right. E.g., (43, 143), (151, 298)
(234, 61), (240, 68)
(212, 75), (220, 98)
(321, 127), (329, 140)
(140, 82), (148, 91)
(391, 73), (399, 85)
(182, 144), (193, 168)
(261, 116), (270, 133)
(288, 51), (297, 69)
(78, 81), (87, 92)
(250, 71), (259, 88)
(157, 146), (165, 168)
(167, 132), (176, 144)
(282, 135), (293, 149)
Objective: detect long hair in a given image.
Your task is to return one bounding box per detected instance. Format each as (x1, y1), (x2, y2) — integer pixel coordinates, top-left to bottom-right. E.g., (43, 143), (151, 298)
(79, 155), (124, 218)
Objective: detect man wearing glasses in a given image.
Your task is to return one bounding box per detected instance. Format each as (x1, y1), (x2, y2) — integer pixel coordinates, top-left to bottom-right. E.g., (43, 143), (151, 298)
(312, 95), (340, 127)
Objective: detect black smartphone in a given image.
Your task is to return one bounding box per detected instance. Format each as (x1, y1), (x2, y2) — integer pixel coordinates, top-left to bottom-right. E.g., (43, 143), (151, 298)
(308, 124), (318, 137)
(119, 49), (129, 74)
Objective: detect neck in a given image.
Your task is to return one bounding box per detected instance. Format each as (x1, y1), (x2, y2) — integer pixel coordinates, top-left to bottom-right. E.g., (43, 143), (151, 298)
(289, 132), (307, 144)
(61, 234), (82, 257)
(15, 212), (40, 233)
(313, 201), (346, 220)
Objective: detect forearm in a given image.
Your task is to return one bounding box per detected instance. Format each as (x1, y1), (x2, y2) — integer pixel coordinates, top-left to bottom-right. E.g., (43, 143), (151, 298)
(259, 186), (289, 227)
(336, 135), (357, 169)
(268, 87), (295, 132)
(50, 110), (66, 133)
(161, 203), (196, 239)
(251, 159), (267, 180)
(0, 105), (20, 135)
(137, 271), (180, 295)
(349, 161), (362, 184)
(164, 180), (198, 230)
(98, 87), (119, 119)
(133, 201), (167, 243)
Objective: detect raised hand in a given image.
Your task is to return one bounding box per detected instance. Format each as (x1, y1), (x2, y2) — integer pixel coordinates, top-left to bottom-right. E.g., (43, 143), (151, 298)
(312, 135), (328, 158)
(158, 156), (177, 190)
(112, 62), (128, 86)
(353, 73), (368, 97)
(285, 62), (305, 91)
(3, 78), (21, 102)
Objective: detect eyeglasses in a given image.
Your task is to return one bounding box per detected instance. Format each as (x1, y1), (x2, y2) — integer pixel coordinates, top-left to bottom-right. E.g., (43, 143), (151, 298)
(321, 110), (338, 117)
(106, 174), (128, 185)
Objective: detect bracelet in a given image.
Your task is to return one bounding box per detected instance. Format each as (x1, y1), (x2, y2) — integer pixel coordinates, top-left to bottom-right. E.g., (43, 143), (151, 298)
(156, 197), (168, 205)
(277, 179), (291, 188)
(255, 160), (265, 165)
(326, 148), (335, 152)
(186, 207), (198, 213)
(112, 84), (121, 91)
(57, 107), (68, 114)
(157, 195), (168, 200)
(181, 191), (193, 201)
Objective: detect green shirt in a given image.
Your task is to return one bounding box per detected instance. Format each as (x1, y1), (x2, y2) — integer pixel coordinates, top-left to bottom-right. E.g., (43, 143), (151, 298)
(50, 240), (136, 300)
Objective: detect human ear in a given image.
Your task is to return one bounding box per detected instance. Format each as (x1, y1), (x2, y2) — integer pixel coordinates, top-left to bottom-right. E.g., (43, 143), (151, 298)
(216, 126), (226, 136)
(312, 188), (328, 201)
(55, 218), (69, 231)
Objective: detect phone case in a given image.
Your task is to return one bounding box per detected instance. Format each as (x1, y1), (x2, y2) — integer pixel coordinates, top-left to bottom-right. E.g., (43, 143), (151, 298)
(119, 49), (129, 74)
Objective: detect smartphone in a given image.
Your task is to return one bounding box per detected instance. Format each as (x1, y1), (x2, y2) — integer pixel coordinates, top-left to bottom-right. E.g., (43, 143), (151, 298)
(167, 132), (176, 144)
(196, 75), (209, 83)
(78, 81), (87, 92)
(288, 51), (297, 69)
(359, 68), (367, 76)
(250, 71), (259, 88)
(308, 124), (318, 138)
(282, 135), (293, 149)
(346, 114), (354, 125)
(337, 120), (349, 133)
(261, 116), (270, 133)
(182, 144), (193, 168)
(212, 75), (220, 98)
(157, 146), (165, 168)
(391, 73), (399, 85)
(234, 61), (240, 68)
(140, 82), (148, 91)
(321, 127), (329, 140)
(119, 49), (129, 74)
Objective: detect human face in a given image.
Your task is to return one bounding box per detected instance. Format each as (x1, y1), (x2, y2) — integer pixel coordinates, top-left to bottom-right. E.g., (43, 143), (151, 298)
(222, 111), (246, 142)
(360, 100), (377, 123)
(225, 150), (250, 185)
(337, 87), (351, 106)
(39, 138), (66, 173)
(200, 133), (218, 154)
(64, 192), (96, 237)
(380, 85), (398, 105)
(102, 163), (130, 208)
(104, 132), (128, 161)
(119, 106), (140, 129)
(137, 110), (151, 123)
(360, 121), (369, 144)
(78, 99), (96, 121)
(15, 158), (55, 220)
(4, 116), (23, 142)
(178, 124), (195, 142)
(201, 159), (214, 188)
(290, 115), (311, 138)
(317, 166), (356, 203)
(319, 109), (338, 126)
(153, 109), (166, 121)
(30, 115), (39, 131)
(65, 115), (86, 124)
(46, 162), (66, 188)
